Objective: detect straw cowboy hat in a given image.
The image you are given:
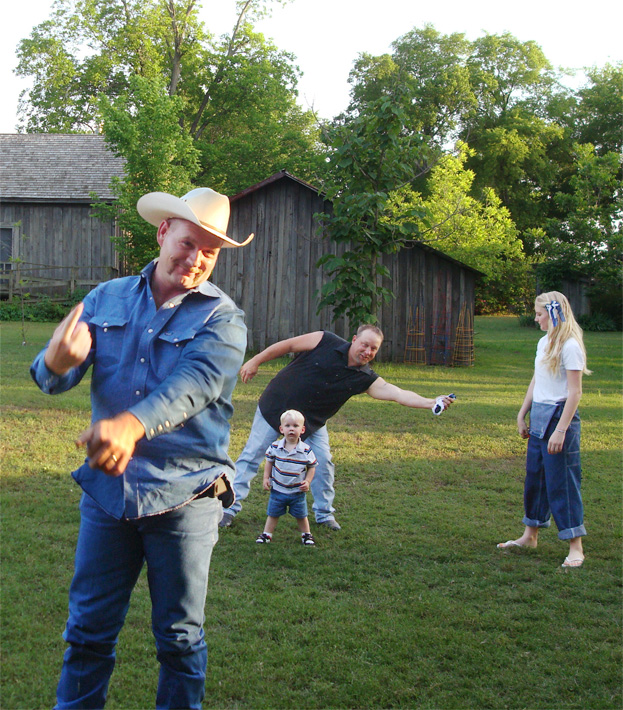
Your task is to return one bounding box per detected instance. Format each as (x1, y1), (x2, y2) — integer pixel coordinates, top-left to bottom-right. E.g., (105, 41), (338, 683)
(137, 188), (254, 248)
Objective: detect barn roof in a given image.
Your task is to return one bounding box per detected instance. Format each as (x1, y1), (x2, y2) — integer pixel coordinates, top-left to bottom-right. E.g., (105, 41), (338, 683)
(231, 169), (326, 202)
(0, 133), (125, 203)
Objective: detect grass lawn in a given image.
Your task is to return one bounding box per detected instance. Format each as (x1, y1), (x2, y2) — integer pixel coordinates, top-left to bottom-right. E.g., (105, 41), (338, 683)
(1, 316), (621, 709)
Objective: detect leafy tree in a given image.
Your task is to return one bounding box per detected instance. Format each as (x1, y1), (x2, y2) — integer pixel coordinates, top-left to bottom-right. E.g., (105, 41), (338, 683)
(459, 33), (569, 244)
(92, 74), (200, 272)
(572, 63), (623, 156)
(185, 22), (325, 192)
(464, 111), (566, 251)
(389, 145), (532, 313)
(316, 91), (430, 325)
(15, 0), (178, 132)
(535, 143), (623, 326)
(344, 27), (571, 248)
(14, 0), (324, 194)
(347, 25), (475, 148)
(465, 32), (556, 119)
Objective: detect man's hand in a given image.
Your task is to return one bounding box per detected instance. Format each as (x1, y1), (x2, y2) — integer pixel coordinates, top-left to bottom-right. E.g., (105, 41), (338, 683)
(44, 303), (92, 375)
(76, 412), (145, 477)
(240, 358), (259, 383)
(432, 394), (456, 415)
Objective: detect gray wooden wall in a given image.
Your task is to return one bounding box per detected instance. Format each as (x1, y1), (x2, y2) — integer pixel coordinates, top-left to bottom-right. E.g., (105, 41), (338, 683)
(215, 179), (340, 351)
(1, 201), (119, 285)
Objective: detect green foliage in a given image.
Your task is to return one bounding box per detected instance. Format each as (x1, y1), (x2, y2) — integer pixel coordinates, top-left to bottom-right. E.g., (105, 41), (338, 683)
(92, 74), (200, 272)
(185, 21), (325, 193)
(340, 27), (620, 315)
(460, 31), (562, 235)
(572, 63), (623, 156)
(15, 0), (175, 132)
(388, 144), (533, 313)
(577, 312), (618, 332)
(348, 25), (475, 147)
(317, 91), (430, 325)
(0, 291), (87, 323)
(517, 313), (539, 328)
(586, 278), (623, 331)
(474, 261), (536, 316)
(535, 142), (623, 326)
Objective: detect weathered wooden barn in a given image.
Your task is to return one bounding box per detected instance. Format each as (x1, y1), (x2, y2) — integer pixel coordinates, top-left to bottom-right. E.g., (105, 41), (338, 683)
(0, 133), (125, 297)
(216, 171), (480, 364)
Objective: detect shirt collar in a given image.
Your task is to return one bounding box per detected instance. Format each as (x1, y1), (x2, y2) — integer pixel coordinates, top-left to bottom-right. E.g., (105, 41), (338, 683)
(276, 437), (306, 453)
(140, 259), (222, 299)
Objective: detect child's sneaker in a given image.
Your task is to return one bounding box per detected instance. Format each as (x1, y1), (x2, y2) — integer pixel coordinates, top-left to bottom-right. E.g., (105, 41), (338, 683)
(255, 533), (271, 543)
(301, 532), (315, 546)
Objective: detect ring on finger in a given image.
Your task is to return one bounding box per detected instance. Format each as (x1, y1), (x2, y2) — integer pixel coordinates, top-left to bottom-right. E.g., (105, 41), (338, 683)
(111, 454), (118, 463)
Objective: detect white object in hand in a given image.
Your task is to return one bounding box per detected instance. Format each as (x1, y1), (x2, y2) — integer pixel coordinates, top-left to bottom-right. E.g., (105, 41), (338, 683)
(432, 393), (456, 415)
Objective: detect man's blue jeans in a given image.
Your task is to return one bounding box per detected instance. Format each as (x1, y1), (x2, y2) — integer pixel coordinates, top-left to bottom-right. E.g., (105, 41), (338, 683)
(523, 412), (586, 540)
(55, 492), (220, 709)
(227, 407), (336, 523)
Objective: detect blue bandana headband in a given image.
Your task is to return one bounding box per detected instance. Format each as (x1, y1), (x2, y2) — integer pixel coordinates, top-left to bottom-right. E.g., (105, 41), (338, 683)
(545, 300), (566, 327)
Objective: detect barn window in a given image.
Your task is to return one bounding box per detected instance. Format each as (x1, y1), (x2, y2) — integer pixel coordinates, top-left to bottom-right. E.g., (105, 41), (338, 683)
(0, 223), (19, 272)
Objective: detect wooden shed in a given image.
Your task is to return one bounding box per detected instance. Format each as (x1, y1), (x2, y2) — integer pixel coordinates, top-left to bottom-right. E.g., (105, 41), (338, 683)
(215, 171), (480, 364)
(0, 133), (125, 297)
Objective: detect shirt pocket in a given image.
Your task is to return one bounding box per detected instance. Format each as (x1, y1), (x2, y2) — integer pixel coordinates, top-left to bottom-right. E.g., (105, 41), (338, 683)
(90, 314), (129, 372)
(153, 326), (199, 379)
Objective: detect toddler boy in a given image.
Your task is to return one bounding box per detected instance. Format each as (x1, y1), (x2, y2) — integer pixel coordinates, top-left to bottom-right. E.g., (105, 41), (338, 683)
(256, 410), (317, 546)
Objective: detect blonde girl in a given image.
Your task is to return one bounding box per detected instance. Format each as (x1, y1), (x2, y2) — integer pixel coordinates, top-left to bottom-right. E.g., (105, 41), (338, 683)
(498, 291), (591, 568)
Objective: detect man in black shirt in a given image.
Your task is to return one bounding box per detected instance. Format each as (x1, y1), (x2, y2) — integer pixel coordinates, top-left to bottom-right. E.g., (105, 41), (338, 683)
(221, 325), (454, 530)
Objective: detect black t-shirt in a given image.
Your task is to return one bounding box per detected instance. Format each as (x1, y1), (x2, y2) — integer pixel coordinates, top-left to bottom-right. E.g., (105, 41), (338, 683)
(258, 331), (379, 437)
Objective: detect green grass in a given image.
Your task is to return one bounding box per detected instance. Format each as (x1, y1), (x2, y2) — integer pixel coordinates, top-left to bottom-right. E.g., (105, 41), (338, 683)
(1, 317), (621, 709)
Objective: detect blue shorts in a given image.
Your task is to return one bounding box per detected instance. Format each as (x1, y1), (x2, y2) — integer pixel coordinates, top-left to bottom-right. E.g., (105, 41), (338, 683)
(267, 489), (308, 519)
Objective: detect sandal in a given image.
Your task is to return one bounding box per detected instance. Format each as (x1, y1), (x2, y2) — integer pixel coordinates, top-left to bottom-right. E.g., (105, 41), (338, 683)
(301, 533), (315, 546)
(255, 533), (271, 544)
(497, 540), (524, 549)
(562, 556), (584, 568)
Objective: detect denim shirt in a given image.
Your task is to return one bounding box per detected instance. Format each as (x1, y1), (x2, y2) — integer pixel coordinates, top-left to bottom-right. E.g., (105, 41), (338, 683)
(528, 402), (562, 439)
(30, 261), (247, 519)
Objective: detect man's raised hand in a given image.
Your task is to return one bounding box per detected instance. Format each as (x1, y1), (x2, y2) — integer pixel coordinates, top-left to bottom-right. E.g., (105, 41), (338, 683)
(44, 303), (92, 375)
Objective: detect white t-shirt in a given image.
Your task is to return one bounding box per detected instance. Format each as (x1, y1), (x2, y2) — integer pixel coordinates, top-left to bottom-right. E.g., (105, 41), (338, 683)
(533, 336), (585, 404)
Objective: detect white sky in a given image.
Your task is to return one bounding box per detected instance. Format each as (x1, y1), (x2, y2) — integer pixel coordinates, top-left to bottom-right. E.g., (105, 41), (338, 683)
(1, 0), (621, 133)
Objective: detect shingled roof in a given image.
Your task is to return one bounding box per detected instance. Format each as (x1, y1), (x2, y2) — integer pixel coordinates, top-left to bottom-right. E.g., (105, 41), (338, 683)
(0, 133), (125, 203)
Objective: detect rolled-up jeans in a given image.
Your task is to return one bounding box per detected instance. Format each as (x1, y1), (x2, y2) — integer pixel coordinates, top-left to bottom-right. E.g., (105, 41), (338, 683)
(55, 492), (220, 710)
(523, 408), (586, 540)
(227, 407), (336, 523)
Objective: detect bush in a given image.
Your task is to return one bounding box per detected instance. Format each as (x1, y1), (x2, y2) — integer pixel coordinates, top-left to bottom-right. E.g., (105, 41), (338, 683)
(577, 312), (618, 332)
(0, 290), (88, 323)
(517, 314), (538, 328)
(475, 260), (535, 315)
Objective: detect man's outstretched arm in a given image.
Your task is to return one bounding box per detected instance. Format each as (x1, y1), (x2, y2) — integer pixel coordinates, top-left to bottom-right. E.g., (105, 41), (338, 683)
(239, 331), (324, 382)
(366, 378), (454, 411)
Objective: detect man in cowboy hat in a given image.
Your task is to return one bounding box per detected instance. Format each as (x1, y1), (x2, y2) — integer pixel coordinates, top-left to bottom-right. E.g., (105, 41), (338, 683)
(31, 187), (253, 709)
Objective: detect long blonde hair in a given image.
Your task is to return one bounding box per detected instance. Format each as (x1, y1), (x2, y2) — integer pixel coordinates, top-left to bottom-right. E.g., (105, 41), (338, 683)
(535, 291), (591, 375)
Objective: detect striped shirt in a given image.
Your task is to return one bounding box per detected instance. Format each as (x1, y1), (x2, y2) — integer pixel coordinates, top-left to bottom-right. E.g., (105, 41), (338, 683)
(265, 438), (317, 495)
